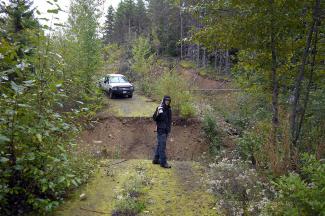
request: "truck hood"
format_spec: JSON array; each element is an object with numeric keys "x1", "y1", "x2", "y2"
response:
[{"x1": 110, "y1": 83, "x2": 133, "y2": 88}]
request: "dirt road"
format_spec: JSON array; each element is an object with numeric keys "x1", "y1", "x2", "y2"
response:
[
  {"x1": 55, "y1": 93, "x2": 217, "y2": 216},
  {"x1": 80, "y1": 93, "x2": 209, "y2": 161}
]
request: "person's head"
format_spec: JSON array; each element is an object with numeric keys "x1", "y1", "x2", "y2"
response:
[{"x1": 163, "y1": 95, "x2": 171, "y2": 107}]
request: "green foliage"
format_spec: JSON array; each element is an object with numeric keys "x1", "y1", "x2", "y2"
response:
[
  {"x1": 113, "y1": 198, "x2": 146, "y2": 216},
  {"x1": 179, "y1": 60, "x2": 196, "y2": 69},
  {"x1": 298, "y1": 88, "x2": 325, "y2": 156},
  {"x1": 102, "y1": 43, "x2": 125, "y2": 72},
  {"x1": 102, "y1": 6, "x2": 115, "y2": 45},
  {"x1": 131, "y1": 36, "x2": 155, "y2": 75},
  {"x1": 266, "y1": 154, "x2": 325, "y2": 215},
  {"x1": 63, "y1": 0, "x2": 102, "y2": 96},
  {"x1": 202, "y1": 114, "x2": 222, "y2": 155},
  {"x1": 198, "y1": 66, "x2": 230, "y2": 81},
  {"x1": 194, "y1": 0, "x2": 324, "y2": 162},
  {"x1": 130, "y1": 38, "x2": 196, "y2": 119},
  {"x1": 154, "y1": 71, "x2": 196, "y2": 118},
  {"x1": 237, "y1": 122, "x2": 270, "y2": 167},
  {"x1": 135, "y1": 77, "x2": 155, "y2": 97},
  {"x1": 0, "y1": 0, "x2": 102, "y2": 215},
  {"x1": 113, "y1": 0, "x2": 149, "y2": 44},
  {"x1": 238, "y1": 130, "x2": 264, "y2": 162},
  {"x1": 180, "y1": 102, "x2": 196, "y2": 119},
  {"x1": 147, "y1": 0, "x2": 181, "y2": 56},
  {"x1": 112, "y1": 164, "x2": 150, "y2": 216}
]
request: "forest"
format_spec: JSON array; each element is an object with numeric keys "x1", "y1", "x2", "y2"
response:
[{"x1": 0, "y1": 0, "x2": 324, "y2": 215}]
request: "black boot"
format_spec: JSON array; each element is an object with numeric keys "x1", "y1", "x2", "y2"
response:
[
  {"x1": 160, "y1": 163, "x2": 171, "y2": 168},
  {"x1": 152, "y1": 159, "x2": 159, "y2": 164}
]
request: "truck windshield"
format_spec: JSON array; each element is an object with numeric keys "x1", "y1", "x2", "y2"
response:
[{"x1": 109, "y1": 76, "x2": 128, "y2": 83}]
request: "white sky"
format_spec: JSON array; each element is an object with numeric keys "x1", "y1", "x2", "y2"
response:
[{"x1": 4, "y1": 0, "x2": 121, "y2": 27}]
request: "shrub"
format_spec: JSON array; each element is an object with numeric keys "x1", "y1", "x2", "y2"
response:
[
  {"x1": 207, "y1": 155, "x2": 274, "y2": 216},
  {"x1": 112, "y1": 163, "x2": 151, "y2": 216},
  {"x1": 103, "y1": 43, "x2": 124, "y2": 66},
  {"x1": 135, "y1": 77, "x2": 155, "y2": 97},
  {"x1": 198, "y1": 67, "x2": 208, "y2": 77},
  {"x1": 237, "y1": 122, "x2": 269, "y2": 167},
  {"x1": 265, "y1": 154, "x2": 325, "y2": 215},
  {"x1": 180, "y1": 102, "x2": 196, "y2": 119},
  {"x1": 202, "y1": 114, "x2": 222, "y2": 155},
  {"x1": 131, "y1": 37, "x2": 155, "y2": 76},
  {"x1": 154, "y1": 71, "x2": 196, "y2": 118},
  {"x1": 179, "y1": 60, "x2": 196, "y2": 69},
  {"x1": 112, "y1": 199, "x2": 146, "y2": 216}
]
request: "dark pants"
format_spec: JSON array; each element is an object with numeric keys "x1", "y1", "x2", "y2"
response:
[{"x1": 154, "y1": 133, "x2": 168, "y2": 165}]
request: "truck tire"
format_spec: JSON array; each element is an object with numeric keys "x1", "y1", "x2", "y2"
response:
[{"x1": 109, "y1": 90, "x2": 115, "y2": 99}]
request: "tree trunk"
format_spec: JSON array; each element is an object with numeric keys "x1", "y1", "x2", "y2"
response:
[
  {"x1": 290, "y1": 0, "x2": 320, "y2": 146},
  {"x1": 218, "y1": 51, "x2": 222, "y2": 73},
  {"x1": 296, "y1": 18, "x2": 320, "y2": 145},
  {"x1": 269, "y1": 0, "x2": 279, "y2": 148},
  {"x1": 270, "y1": 31, "x2": 279, "y2": 143},
  {"x1": 128, "y1": 18, "x2": 131, "y2": 41},
  {"x1": 214, "y1": 51, "x2": 217, "y2": 70},
  {"x1": 197, "y1": 44, "x2": 200, "y2": 67},
  {"x1": 203, "y1": 48, "x2": 206, "y2": 67},
  {"x1": 225, "y1": 50, "x2": 230, "y2": 74},
  {"x1": 180, "y1": 1, "x2": 183, "y2": 59}
]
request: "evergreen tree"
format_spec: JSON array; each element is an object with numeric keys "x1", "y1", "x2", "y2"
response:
[
  {"x1": 147, "y1": 0, "x2": 180, "y2": 56},
  {"x1": 113, "y1": 0, "x2": 137, "y2": 44},
  {"x1": 135, "y1": 0, "x2": 149, "y2": 35},
  {"x1": 103, "y1": 5, "x2": 115, "y2": 45},
  {"x1": 0, "y1": 0, "x2": 40, "y2": 81}
]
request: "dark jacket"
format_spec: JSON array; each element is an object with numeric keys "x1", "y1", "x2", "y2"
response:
[{"x1": 155, "y1": 96, "x2": 172, "y2": 134}]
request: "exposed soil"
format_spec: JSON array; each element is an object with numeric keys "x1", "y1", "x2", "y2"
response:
[
  {"x1": 55, "y1": 160, "x2": 217, "y2": 216},
  {"x1": 179, "y1": 68, "x2": 231, "y2": 90},
  {"x1": 78, "y1": 68, "x2": 233, "y2": 162},
  {"x1": 78, "y1": 116, "x2": 209, "y2": 161},
  {"x1": 55, "y1": 75, "x2": 223, "y2": 215}
]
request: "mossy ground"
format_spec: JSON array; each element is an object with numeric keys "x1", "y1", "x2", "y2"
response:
[{"x1": 54, "y1": 160, "x2": 218, "y2": 216}]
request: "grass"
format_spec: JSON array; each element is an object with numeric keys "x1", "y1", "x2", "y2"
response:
[
  {"x1": 112, "y1": 162, "x2": 151, "y2": 216},
  {"x1": 54, "y1": 160, "x2": 218, "y2": 216},
  {"x1": 179, "y1": 60, "x2": 196, "y2": 69},
  {"x1": 198, "y1": 66, "x2": 231, "y2": 81}
]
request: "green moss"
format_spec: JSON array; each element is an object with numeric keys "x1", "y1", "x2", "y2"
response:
[
  {"x1": 198, "y1": 68, "x2": 208, "y2": 77},
  {"x1": 54, "y1": 160, "x2": 219, "y2": 216},
  {"x1": 180, "y1": 60, "x2": 196, "y2": 69},
  {"x1": 141, "y1": 161, "x2": 218, "y2": 216},
  {"x1": 54, "y1": 160, "x2": 137, "y2": 216}
]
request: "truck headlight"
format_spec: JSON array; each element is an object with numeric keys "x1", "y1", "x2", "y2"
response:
[
  {"x1": 130, "y1": 86, "x2": 134, "y2": 90},
  {"x1": 112, "y1": 87, "x2": 118, "y2": 90}
]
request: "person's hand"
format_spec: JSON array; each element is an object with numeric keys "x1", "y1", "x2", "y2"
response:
[{"x1": 158, "y1": 106, "x2": 163, "y2": 114}]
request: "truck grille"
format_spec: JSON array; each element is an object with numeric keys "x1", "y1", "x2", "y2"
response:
[{"x1": 119, "y1": 87, "x2": 130, "y2": 90}]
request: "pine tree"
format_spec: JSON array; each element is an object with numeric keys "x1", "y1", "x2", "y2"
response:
[
  {"x1": 103, "y1": 5, "x2": 115, "y2": 45},
  {"x1": 0, "y1": 0, "x2": 39, "y2": 81},
  {"x1": 135, "y1": 0, "x2": 149, "y2": 35},
  {"x1": 147, "y1": 0, "x2": 181, "y2": 56},
  {"x1": 113, "y1": 0, "x2": 137, "y2": 44},
  {"x1": 2, "y1": 0, "x2": 39, "y2": 34}
]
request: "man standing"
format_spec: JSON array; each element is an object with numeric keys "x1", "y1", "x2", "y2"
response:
[{"x1": 152, "y1": 95, "x2": 172, "y2": 168}]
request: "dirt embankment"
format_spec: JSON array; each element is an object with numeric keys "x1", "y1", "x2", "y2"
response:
[
  {"x1": 179, "y1": 68, "x2": 231, "y2": 90},
  {"x1": 78, "y1": 116, "x2": 209, "y2": 161}
]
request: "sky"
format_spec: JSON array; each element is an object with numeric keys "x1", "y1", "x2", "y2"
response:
[{"x1": 3, "y1": 0, "x2": 121, "y2": 27}]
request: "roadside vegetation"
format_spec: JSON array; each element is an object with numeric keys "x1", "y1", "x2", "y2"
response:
[
  {"x1": 112, "y1": 163, "x2": 151, "y2": 216},
  {"x1": 0, "y1": 0, "x2": 102, "y2": 214},
  {"x1": 1, "y1": 0, "x2": 324, "y2": 215},
  {"x1": 192, "y1": 1, "x2": 324, "y2": 215}
]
